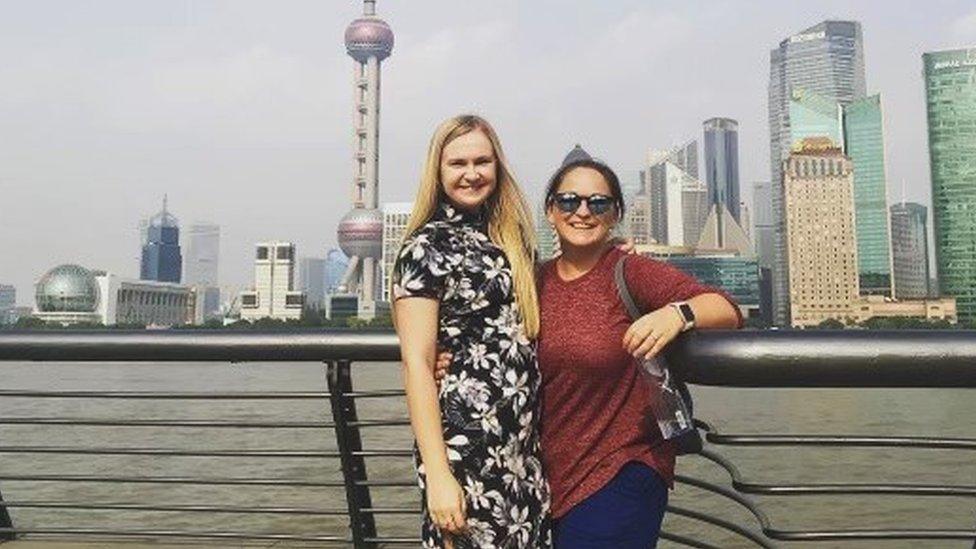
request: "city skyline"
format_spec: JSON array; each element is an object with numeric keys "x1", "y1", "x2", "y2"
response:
[{"x1": 2, "y1": 1, "x2": 976, "y2": 305}]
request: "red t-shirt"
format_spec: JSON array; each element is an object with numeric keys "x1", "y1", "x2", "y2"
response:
[{"x1": 537, "y1": 247, "x2": 741, "y2": 518}]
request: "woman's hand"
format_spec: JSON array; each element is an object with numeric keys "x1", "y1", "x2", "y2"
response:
[
  {"x1": 434, "y1": 350, "x2": 452, "y2": 384},
  {"x1": 623, "y1": 305, "x2": 685, "y2": 361},
  {"x1": 427, "y1": 468, "x2": 468, "y2": 535}
]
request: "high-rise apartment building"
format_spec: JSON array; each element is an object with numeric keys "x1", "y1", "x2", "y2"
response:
[
  {"x1": 890, "y1": 202, "x2": 930, "y2": 300},
  {"x1": 184, "y1": 223, "x2": 220, "y2": 318},
  {"x1": 769, "y1": 20, "x2": 866, "y2": 325},
  {"x1": 703, "y1": 118, "x2": 741, "y2": 223},
  {"x1": 140, "y1": 197, "x2": 182, "y2": 284},
  {"x1": 239, "y1": 242, "x2": 304, "y2": 321},
  {"x1": 299, "y1": 257, "x2": 327, "y2": 310},
  {"x1": 381, "y1": 202, "x2": 413, "y2": 300},
  {"x1": 784, "y1": 138, "x2": 859, "y2": 327},
  {"x1": 923, "y1": 47, "x2": 976, "y2": 323}
]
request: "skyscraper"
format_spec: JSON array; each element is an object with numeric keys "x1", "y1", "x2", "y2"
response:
[
  {"x1": 239, "y1": 242, "x2": 304, "y2": 321},
  {"x1": 324, "y1": 249, "x2": 349, "y2": 296},
  {"x1": 140, "y1": 196, "x2": 182, "y2": 283},
  {"x1": 184, "y1": 224, "x2": 220, "y2": 285},
  {"x1": 649, "y1": 141, "x2": 698, "y2": 179},
  {"x1": 648, "y1": 157, "x2": 707, "y2": 247},
  {"x1": 768, "y1": 20, "x2": 866, "y2": 325},
  {"x1": 184, "y1": 223, "x2": 220, "y2": 318},
  {"x1": 753, "y1": 181, "x2": 775, "y2": 325},
  {"x1": 334, "y1": 0, "x2": 394, "y2": 319},
  {"x1": 890, "y1": 202, "x2": 930, "y2": 300},
  {"x1": 703, "y1": 118, "x2": 741, "y2": 222},
  {"x1": 299, "y1": 257, "x2": 327, "y2": 310},
  {"x1": 784, "y1": 138, "x2": 859, "y2": 327},
  {"x1": 843, "y1": 94, "x2": 893, "y2": 296},
  {"x1": 787, "y1": 87, "x2": 894, "y2": 296},
  {"x1": 789, "y1": 88, "x2": 843, "y2": 145},
  {"x1": 923, "y1": 47, "x2": 976, "y2": 323}
]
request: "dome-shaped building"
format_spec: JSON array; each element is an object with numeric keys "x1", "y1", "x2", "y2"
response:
[{"x1": 35, "y1": 264, "x2": 100, "y2": 313}]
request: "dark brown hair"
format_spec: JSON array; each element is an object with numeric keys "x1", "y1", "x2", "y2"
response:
[{"x1": 544, "y1": 158, "x2": 626, "y2": 219}]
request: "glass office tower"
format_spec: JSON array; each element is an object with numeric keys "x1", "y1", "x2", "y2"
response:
[
  {"x1": 890, "y1": 202, "x2": 930, "y2": 300},
  {"x1": 843, "y1": 94, "x2": 893, "y2": 296},
  {"x1": 768, "y1": 20, "x2": 866, "y2": 325},
  {"x1": 140, "y1": 197, "x2": 182, "y2": 284},
  {"x1": 923, "y1": 48, "x2": 976, "y2": 323},
  {"x1": 789, "y1": 88, "x2": 843, "y2": 146},
  {"x1": 703, "y1": 118, "x2": 741, "y2": 223}
]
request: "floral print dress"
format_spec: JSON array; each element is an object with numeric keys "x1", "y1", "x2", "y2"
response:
[{"x1": 393, "y1": 202, "x2": 552, "y2": 548}]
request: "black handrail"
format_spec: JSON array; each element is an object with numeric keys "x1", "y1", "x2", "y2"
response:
[
  {"x1": 2, "y1": 329, "x2": 975, "y2": 387},
  {"x1": 1, "y1": 329, "x2": 975, "y2": 547}
]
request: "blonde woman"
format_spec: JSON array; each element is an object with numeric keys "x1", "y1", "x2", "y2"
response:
[{"x1": 392, "y1": 115, "x2": 551, "y2": 548}]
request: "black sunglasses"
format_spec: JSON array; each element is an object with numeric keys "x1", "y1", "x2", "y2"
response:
[{"x1": 551, "y1": 192, "x2": 616, "y2": 215}]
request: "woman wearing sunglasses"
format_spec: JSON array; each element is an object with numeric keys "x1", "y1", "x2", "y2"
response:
[
  {"x1": 436, "y1": 155, "x2": 741, "y2": 547},
  {"x1": 537, "y1": 157, "x2": 741, "y2": 548},
  {"x1": 392, "y1": 115, "x2": 551, "y2": 548}
]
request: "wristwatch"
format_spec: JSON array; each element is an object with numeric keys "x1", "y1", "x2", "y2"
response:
[{"x1": 670, "y1": 301, "x2": 696, "y2": 332}]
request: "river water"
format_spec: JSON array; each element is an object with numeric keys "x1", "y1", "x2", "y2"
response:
[{"x1": 0, "y1": 360, "x2": 973, "y2": 548}]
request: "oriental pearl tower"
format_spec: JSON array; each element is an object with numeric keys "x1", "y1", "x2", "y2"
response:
[{"x1": 336, "y1": 0, "x2": 394, "y2": 319}]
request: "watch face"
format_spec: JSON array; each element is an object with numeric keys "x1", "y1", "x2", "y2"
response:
[{"x1": 679, "y1": 302, "x2": 695, "y2": 322}]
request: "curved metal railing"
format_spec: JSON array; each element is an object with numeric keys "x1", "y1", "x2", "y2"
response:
[{"x1": 0, "y1": 329, "x2": 973, "y2": 547}]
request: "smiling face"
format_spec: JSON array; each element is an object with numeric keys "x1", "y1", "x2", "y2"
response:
[
  {"x1": 439, "y1": 129, "x2": 498, "y2": 212},
  {"x1": 547, "y1": 166, "x2": 618, "y2": 252}
]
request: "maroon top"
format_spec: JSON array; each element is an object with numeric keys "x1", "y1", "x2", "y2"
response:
[{"x1": 537, "y1": 247, "x2": 741, "y2": 518}]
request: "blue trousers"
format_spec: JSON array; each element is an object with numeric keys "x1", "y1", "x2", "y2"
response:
[{"x1": 554, "y1": 462, "x2": 668, "y2": 549}]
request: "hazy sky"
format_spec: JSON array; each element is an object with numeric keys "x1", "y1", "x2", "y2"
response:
[{"x1": 2, "y1": 1, "x2": 975, "y2": 306}]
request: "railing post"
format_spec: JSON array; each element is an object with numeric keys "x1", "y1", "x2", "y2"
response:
[
  {"x1": 326, "y1": 360, "x2": 378, "y2": 549},
  {"x1": 0, "y1": 484, "x2": 14, "y2": 541}
]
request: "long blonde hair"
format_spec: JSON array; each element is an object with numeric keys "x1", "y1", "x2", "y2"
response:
[{"x1": 398, "y1": 115, "x2": 540, "y2": 338}]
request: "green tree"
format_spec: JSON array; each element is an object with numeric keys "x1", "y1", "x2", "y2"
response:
[{"x1": 816, "y1": 318, "x2": 846, "y2": 330}]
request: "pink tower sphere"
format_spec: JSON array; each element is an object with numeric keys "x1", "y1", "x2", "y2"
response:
[{"x1": 344, "y1": 17, "x2": 394, "y2": 62}]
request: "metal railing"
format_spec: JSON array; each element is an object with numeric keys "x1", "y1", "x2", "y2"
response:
[{"x1": 0, "y1": 329, "x2": 973, "y2": 547}]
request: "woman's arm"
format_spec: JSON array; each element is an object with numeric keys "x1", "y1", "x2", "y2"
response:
[
  {"x1": 394, "y1": 297, "x2": 467, "y2": 535},
  {"x1": 624, "y1": 293, "x2": 740, "y2": 361}
]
